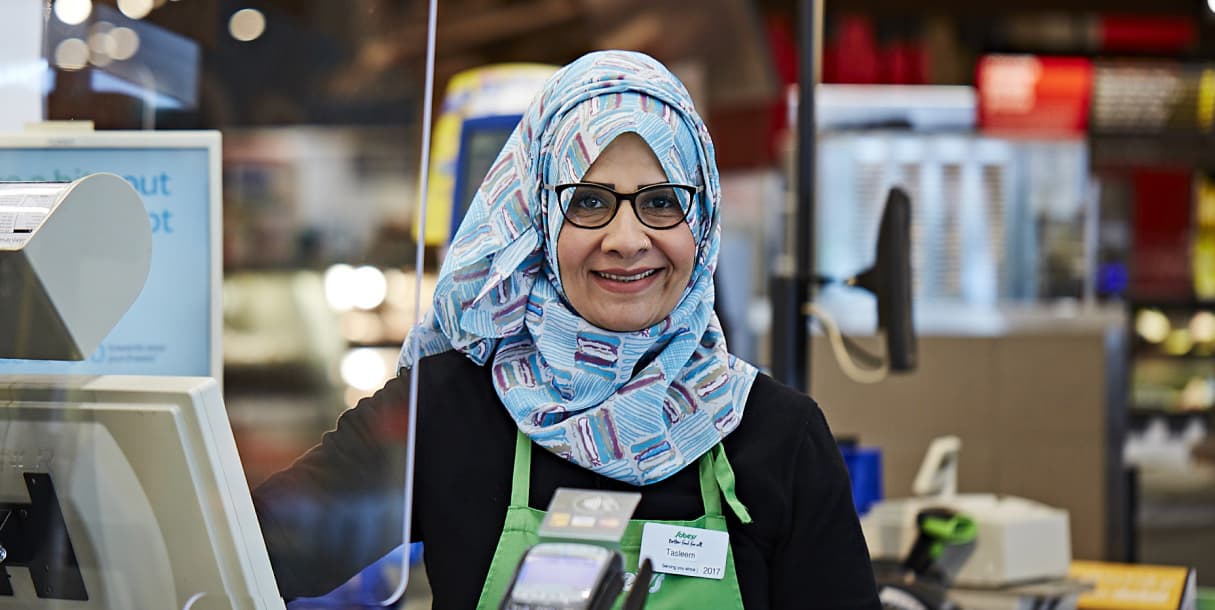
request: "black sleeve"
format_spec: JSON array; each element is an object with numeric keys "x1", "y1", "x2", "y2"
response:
[
  {"x1": 251, "y1": 375, "x2": 413, "y2": 600},
  {"x1": 771, "y1": 406, "x2": 881, "y2": 609}
]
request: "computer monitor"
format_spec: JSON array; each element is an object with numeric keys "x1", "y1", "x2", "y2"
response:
[
  {"x1": 0, "y1": 130, "x2": 222, "y2": 380},
  {"x1": 419, "y1": 63, "x2": 557, "y2": 246},
  {"x1": 0, "y1": 375, "x2": 282, "y2": 609},
  {"x1": 450, "y1": 114, "x2": 522, "y2": 239},
  {"x1": 853, "y1": 187, "x2": 917, "y2": 372}
]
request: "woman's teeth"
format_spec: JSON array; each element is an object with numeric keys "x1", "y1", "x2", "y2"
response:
[{"x1": 595, "y1": 269, "x2": 657, "y2": 282}]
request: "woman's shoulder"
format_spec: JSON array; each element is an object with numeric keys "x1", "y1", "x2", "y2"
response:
[
  {"x1": 410, "y1": 350, "x2": 502, "y2": 426},
  {"x1": 740, "y1": 372, "x2": 823, "y2": 427},
  {"x1": 383, "y1": 350, "x2": 487, "y2": 405},
  {"x1": 729, "y1": 372, "x2": 836, "y2": 463},
  {"x1": 416, "y1": 349, "x2": 484, "y2": 381}
]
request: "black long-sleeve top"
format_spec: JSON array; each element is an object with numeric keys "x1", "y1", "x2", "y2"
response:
[{"x1": 252, "y1": 350, "x2": 880, "y2": 609}]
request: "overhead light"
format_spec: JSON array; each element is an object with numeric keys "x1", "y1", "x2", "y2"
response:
[
  {"x1": 54, "y1": 38, "x2": 90, "y2": 71},
  {"x1": 1135, "y1": 309, "x2": 1171, "y2": 344},
  {"x1": 351, "y1": 266, "x2": 388, "y2": 310},
  {"x1": 324, "y1": 264, "x2": 357, "y2": 312},
  {"x1": 54, "y1": 0, "x2": 93, "y2": 26},
  {"x1": 340, "y1": 348, "x2": 388, "y2": 392},
  {"x1": 87, "y1": 30, "x2": 114, "y2": 60},
  {"x1": 110, "y1": 27, "x2": 141, "y2": 61},
  {"x1": 229, "y1": 8, "x2": 266, "y2": 42},
  {"x1": 1190, "y1": 311, "x2": 1215, "y2": 343},
  {"x1": 117, "y1": 0, "x2": 154, "y2": 19}
]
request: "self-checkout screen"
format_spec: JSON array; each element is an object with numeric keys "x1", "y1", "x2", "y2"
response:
[{"x1": 0, "y1": 139, "x2": 217, "y2": 378}]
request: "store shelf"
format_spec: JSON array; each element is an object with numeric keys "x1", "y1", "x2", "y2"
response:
[
  {"x1": 1131, "y1": 405, "x2": 1212, "y2": 416},
  {"x1": 1092, "y1": 134, "x2": 1215, "y2": 170},
  {"x1": 1133, "y1": 352, "x2": 1215, "y2": 362},
  {"x1": 1131, "y1": 299, "x2": 1215, "y2": 309}
]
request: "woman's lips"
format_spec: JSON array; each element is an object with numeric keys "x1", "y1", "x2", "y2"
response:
[{"x1": 590, "y1": 268, "x2": 662, "y2": 293}]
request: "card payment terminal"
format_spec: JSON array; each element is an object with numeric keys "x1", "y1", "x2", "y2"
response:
[{"x1": 500, "y1": 542, "x2": 624, "y2": 610}]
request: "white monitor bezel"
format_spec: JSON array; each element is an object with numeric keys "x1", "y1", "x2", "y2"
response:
[{"x1": 0, "y1": 374, "x2": 283, "y2": 609}]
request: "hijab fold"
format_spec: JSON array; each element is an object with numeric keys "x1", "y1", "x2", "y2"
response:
[{"x1": 400, "y1": 50, "x2": 758, "y2": 486}]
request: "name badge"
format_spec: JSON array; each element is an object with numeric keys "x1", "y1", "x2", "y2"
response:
[{"x1": 638, "y1": 523, "x2": 729, "y2": 580}]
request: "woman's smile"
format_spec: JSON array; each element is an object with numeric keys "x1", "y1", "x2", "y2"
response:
[{"x1": 590, "y1": 267, "x2": 663, "y2": 292}]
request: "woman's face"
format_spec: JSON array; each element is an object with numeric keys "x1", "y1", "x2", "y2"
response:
[{"x1": 557, "y1": 132, "x2": 697, "y2": 332}]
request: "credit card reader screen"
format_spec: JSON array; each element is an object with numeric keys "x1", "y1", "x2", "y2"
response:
[{"x1": 502, "y1": 543, "x2": 622, "y2": 610}]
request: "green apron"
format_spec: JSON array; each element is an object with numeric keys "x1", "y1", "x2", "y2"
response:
[{"x1": 475, "y1": 432, "x2": 748, "y2": 609}]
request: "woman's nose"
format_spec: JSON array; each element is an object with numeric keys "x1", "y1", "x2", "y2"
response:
[{"x1": 600, "y1": 202, "x2": 650, "y2": 256}]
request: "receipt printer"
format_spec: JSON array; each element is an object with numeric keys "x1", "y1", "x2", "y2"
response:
[{"x1": 862, "y1": 436, "x2": 1072, "y2": 587}]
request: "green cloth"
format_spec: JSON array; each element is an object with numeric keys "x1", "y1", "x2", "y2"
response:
[
  {"x1": 1198, "y1": 587, "x2": 1215, "y2": 610},
  {"x1": 476, "y1": 432, "x2": 748, "y2": 609}
]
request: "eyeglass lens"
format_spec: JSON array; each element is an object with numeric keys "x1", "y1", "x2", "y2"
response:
[{"x1": 560, "y1": 184, "x2": 691, "y2": 229}]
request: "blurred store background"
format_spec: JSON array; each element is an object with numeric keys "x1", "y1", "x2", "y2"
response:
[{"x1": 10, "y1": 0, "x2": 1215, "y2": 605}]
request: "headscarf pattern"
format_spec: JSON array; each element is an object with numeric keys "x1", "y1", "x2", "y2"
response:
[{"x1": 399, "y1": 50, "x2": 758, "y2": 485}]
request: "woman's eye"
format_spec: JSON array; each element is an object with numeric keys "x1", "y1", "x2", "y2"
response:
[
  {"x1": 640, "y1": 190, "x2": 680, "y2": 210},
  {"x1": 572, "y1": 193, "x2": 608, "y2": 210}
]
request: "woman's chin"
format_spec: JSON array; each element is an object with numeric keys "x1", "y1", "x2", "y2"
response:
[{"x1": 585, "y1": 310, "x2": 660, "y2": 333}]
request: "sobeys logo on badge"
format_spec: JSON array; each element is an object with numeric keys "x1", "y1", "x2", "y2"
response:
[{"x1": 669, "y1": 531, "x2": 704, "y2": 547}]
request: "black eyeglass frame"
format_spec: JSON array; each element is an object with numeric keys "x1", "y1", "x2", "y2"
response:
[{"x1": 546, "y1": 182, "x2": 702, "y2": 230}]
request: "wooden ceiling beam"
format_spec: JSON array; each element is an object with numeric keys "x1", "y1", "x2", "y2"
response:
[{"x1": 394, "y1": 0, "x2": 583, "y2": 57}]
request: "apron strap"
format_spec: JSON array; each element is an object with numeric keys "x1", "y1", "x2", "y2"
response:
[
  {"x1": 511, "y1": 430, "x2": 532, "y2": 507},
  {"x1": 696, "y1": 450, "x2": 723, "y2": 518},
  {"x1": 708, "y1": 444, "x2": 753, "y2": 524}
]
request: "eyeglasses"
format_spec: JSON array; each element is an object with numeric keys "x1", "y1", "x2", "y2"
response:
[{"x1": 547, "y1": 182, "x2": 700, "y2": 230}]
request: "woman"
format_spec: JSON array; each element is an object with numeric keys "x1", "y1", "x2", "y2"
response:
[{"x1": 254, "y1": 50, "x2": 879, "y2": 609}]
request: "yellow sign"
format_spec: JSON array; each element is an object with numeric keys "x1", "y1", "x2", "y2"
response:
[
  {"x1": 1199, "y1": 69, "x2": 1215, "y2": 131},
  {"x1": 1071, "y1": 560, "x2": 1196, "y2": 610},
  {"x1": 418, "y1": 63, "x2": 558, "y2": 246},
  {"x1": 1196, "y1": 175, "x2": 1215, "y2": 300}
]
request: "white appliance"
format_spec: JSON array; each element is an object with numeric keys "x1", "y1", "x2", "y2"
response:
[{"x1": 861, "y1": 436, "x2": 1072, "y2": 587}]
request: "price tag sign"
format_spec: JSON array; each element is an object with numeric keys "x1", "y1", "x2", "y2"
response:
[{"x1": 1071, "y1": 560, "x2": 1197, "y2": 610}]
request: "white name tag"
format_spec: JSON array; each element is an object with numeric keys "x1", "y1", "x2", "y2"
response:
[{"x1": 638, "y1": 523, "x2": 730, "y2": 580}]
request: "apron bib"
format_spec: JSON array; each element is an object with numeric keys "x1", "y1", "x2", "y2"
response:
[{"x1": 475, "y1": 432, "x2": 747, "y2": 609}]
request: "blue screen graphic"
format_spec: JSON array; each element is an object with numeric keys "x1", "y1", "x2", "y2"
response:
[{"x1": 0, "y1": 147, "x2": 214, "y2": 377}]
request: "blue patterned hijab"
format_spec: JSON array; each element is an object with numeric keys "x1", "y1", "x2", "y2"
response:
[{"x1": 400, "y1": 50, "x2": 758, "y2": 486}]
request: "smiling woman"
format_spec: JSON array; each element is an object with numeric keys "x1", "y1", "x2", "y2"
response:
[{"x1": 253, "y1": 50, "x2": 881, "y2": 610}]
